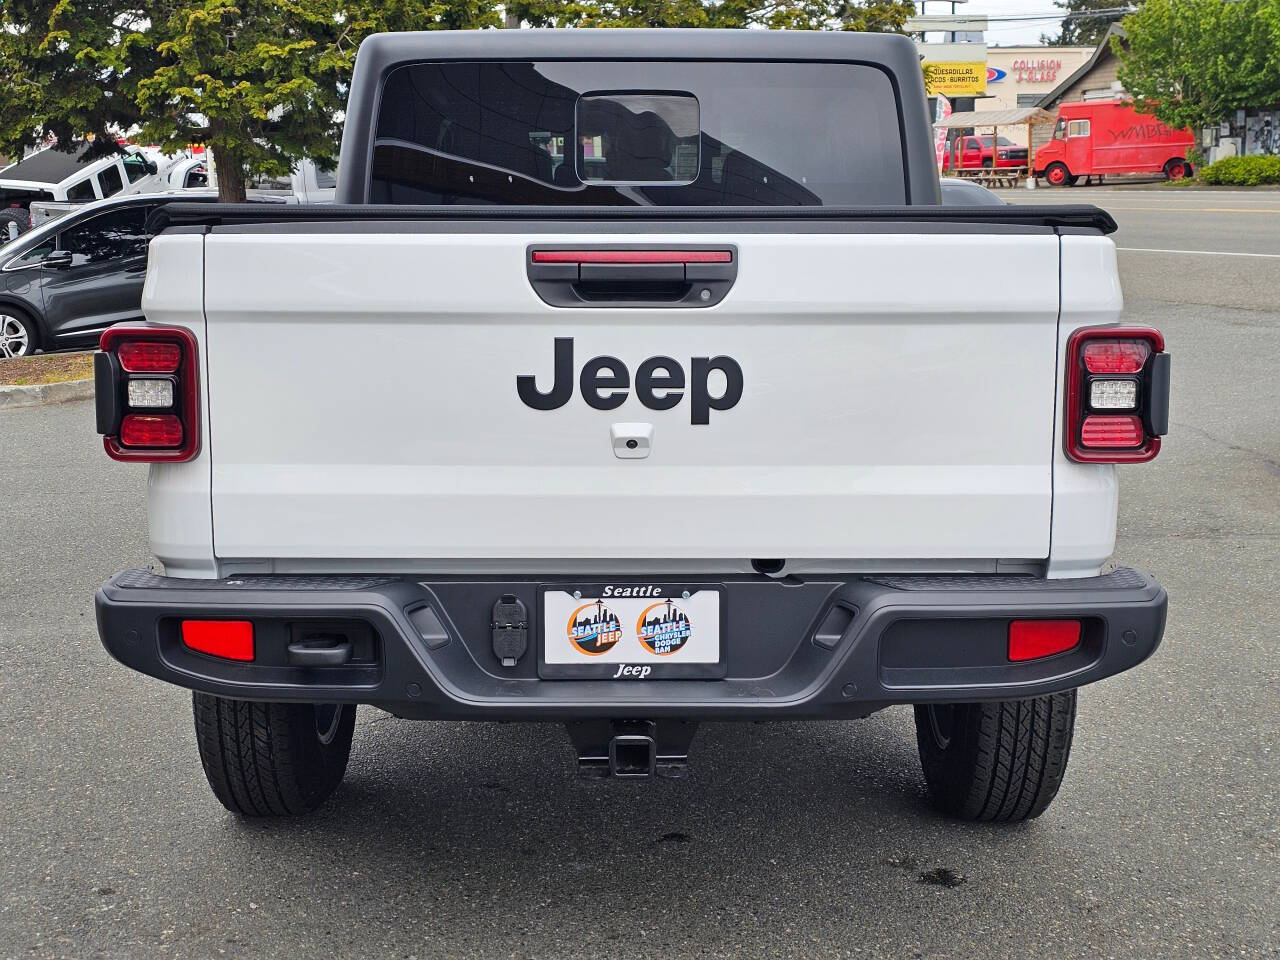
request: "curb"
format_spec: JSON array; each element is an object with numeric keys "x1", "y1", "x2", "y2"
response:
[{"x1": 0, "y1": 378, "x2": 95, "y2": 410}]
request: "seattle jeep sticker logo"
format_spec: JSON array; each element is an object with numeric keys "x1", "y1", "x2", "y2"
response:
[
  {"x1": 636, "y1": 599, "x2": 692, "y2": 656},
  {"x1": 567, "y1": 600, "x2": 623, "y2": 656}
]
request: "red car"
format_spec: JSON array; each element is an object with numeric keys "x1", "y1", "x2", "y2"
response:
[
  {"x1": 1035, "y1": 99, "x2": 1195, "y2": 186},
  {"x1": 942, "y1": 134, "x2": 1029, "y2": 171}
]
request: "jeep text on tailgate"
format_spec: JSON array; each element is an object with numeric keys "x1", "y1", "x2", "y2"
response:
[{"x1": 93, "y1": 29, "x2": 1169, "y2": 822}]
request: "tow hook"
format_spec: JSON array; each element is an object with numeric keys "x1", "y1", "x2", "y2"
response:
[{"x1": 566, "y1": 720, "x2": 699, "y2": 779}]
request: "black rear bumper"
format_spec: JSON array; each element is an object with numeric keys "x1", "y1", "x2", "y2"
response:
[{"x1": 95, "y1": 568, "x2": 1166, "y2": 720}]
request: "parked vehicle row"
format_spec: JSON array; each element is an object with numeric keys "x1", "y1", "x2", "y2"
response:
[
  {"x1": 0, "y1": 193, "x2": 221, "y2": 357},
  {"x1": 0, "y1": 144, "x2": 176, "y2": 243},
  {"x1": 2, "y1": 147, "x2": 337, "y2": 248}
]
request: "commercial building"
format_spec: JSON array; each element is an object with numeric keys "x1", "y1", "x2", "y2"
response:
[{"x1": 981, "y1": 46, "x2": 1093, "y2": 145}]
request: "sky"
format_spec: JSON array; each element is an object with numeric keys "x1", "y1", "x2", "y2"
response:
[{"x1": 920, "y1": 0, "x2": 1079, "y2": 46}]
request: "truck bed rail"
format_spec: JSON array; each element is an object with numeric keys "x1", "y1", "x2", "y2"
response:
[{"x1": 150, "y1": 202, "x2": 1118, "y2": 235}]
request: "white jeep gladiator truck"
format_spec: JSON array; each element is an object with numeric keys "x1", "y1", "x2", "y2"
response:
[{"x1": 93, "y1": 30, "x2": 1170, "y2": 822}]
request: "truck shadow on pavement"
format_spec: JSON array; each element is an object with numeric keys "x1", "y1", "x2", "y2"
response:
[{"x1": 208, "y1": 713, "x2": 1056, "y2": 942}]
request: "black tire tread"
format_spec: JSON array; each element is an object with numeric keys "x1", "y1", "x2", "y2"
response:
[
  {"x1": 192, "y1": 693, "x2": 354, "y2": 817},
  {"x1": 914, "y1": 691, "x2": 1076, "y2": 823}
]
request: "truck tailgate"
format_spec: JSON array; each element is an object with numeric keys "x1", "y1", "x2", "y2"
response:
[{"x1": 202, "y1": 228, "x2": 1060, "y2": 565}]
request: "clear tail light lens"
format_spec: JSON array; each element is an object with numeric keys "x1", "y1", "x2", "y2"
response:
[
  {"x1": 126, "y1": 378, "x2": 175, "y2": 409},
  {"x1": 1088, "y1": 378, "x2": 1138, "y2": 410}
]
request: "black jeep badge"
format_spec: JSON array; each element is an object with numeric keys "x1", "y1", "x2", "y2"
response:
[{"x1": 517, "y1": 337, "x2": 743, "y2": 425}]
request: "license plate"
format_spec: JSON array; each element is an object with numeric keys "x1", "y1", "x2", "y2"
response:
[{"x1": 540, "y1": 585, "x2": 724, "y2": 679}]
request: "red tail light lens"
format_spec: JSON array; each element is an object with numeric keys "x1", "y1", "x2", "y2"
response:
[
  {"x1": 118, "y1": 340, "x2": 181, "y2": 373},
  {"x1": 1064, "y1": 326, "x2": 1168, "y2": 464},
  {"x1": 120, "y1": 414, "x2": 183, "y2": 448},
  {"x1": 1082, "y1": 340, "x2": 1150, "y2": 374},
  {"x1": 1080, "y1": 415, "x2": 1144, "y2": 449},
  {"x1": 99, "y1": 327, "x2": 200, "y2": 462},
  {"x1": 1008, "y1": 620, "x2": 1081, "y2": 661},
  {"x1": 182, "y1": 620, "x2": 255, "y2": 661}
]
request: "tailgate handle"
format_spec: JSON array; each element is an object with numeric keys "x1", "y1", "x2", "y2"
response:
[{"x1": 528, "y1": 247, "x2": 736, "y2": 309}]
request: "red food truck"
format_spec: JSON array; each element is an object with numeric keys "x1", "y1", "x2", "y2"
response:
[{"x1": 1034, "y1": 99, "x2": 1196, "y2": 186}]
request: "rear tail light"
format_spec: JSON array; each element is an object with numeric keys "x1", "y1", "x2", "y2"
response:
[
  {"x1": 1008, "y1": 620, "x2": 1081, "y2": 661},
  {"x1": 97, "y1": 327, "x2": 200, "y2": 462},
  {"x1": 1064, "y1": 326, "x2": 1169, "y2": 463}
]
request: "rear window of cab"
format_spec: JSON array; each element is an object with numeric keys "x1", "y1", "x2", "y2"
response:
[{"x1": 371, "y1": 60, "x2": 905, "y2": 206}]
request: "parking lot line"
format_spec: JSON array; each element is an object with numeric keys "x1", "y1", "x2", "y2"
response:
[{"x1": 1118, "y1": 246, "x2": 1280, "y2": 259}]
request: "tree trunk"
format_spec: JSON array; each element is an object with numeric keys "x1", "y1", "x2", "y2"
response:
[{"x1": 211, "y1": 143, "x2": 247, "y2": 203}]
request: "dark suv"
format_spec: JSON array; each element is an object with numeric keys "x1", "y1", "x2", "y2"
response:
[{"x1": 0, "y1": 193, "x2": 211, "y2": 358}]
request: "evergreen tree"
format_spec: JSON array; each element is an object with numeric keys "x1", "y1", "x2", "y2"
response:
[{"x1": 1044, "y1": 0, "x2": 1129, "y2": 46}]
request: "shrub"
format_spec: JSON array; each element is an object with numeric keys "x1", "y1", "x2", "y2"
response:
[{"x1": 1199, "y1": 155, "x2": 1280, "y2": 186}]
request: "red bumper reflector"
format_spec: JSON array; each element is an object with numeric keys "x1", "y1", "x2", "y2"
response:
[
  {"x1": 532, "y1": 249, "x2": 732, "y2": 264},
  {"x1": 120, "y1": 414, "x2": 183, "y2": 448},
  {"x1": 1080, "y1": 414, "x2": 1144, "y2": 448},
  {"x1": 118, "y1": 340, "x2": 182, "y2": 373},
  {"x1": 1082, "y1": 340, "x2": 1150, "y2": 374},
  {"x1": 1008, "y1": 620, "x2": 1081, "y2": 661},
  {"x1": 181, "y1": 620, "x2": 255, "y2": 661}
]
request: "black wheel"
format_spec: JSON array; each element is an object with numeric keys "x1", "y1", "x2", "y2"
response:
[
  {"x1": 0, "y1": 207, "x2": 29, "y2": 245},
  {"x1": 0, "y1": 308, "x2": 38, "y2": 358},
  {"x1": 192, "y1": 693, "x2": 355, "y2": 816},
  {"x1": 913, "y1": 691, "x2": 1076, "y2": 822},
  {"x1": 1044, "y1": 162, "x2": 1073, "y2": 187},
  {"x1": 1164, "y1": 157, "x2": 1190, "y2": 181}
]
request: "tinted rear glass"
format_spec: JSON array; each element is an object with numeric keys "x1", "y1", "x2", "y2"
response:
[{"x1": 372, "y1": 61, "x2": 905, "y2": 205}]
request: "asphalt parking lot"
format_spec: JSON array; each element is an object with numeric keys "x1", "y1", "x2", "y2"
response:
[{"x1": 2, "y1": 187, "x2": 1277, "y2": 959}]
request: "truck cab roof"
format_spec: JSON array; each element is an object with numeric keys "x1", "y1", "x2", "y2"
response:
[{"x1": 336, "y1": 29, "x2": 941, "y2": 206}]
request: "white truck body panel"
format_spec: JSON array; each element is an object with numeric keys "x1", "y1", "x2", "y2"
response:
[
  {"x1": 186, "y1": 229, "x2": 1070, "y2": 569},
  {"x1": 137, "y1": 234, "x2": 215, "y2": 578}
]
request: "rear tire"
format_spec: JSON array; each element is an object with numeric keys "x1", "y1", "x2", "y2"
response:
[
  {"x1": 1164, "y1": 158, "x2": 1190, "y2": 181},
  {"x1": 192, "y1": 693, "x2": 355, "y2": 816},
  {"x1": 913, "y1": 691, "x2": 1076, "y2": 822}
]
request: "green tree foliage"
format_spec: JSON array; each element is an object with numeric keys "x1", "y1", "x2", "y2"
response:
[
  {"x1": 513, "y1": 0, "x2": 915, "y2": 29},
  {"x1": 0, "y1": 0, "x2": 496, "y2": 199},
  {"x1": 1044, "y1": 0, "x2": 1129, "y2": 47},
  {"x1": 1116, "y1": 0, "x2": 1280, "y2": 132},
  {"x1": 0, "y1": 0, "x2": 917, "y2": 201}
]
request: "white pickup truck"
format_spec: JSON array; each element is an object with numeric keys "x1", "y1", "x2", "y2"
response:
[{"x1": 93, "y1": 30, "x2": 1170, "y2": 823}]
